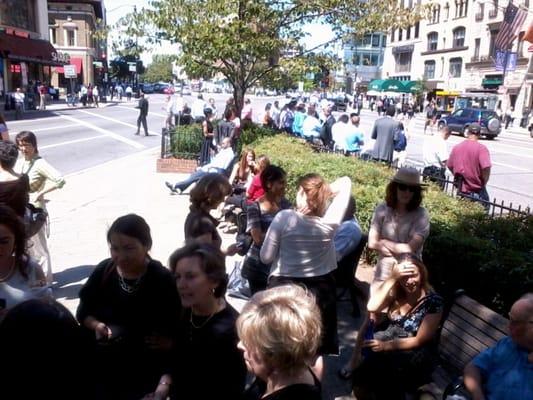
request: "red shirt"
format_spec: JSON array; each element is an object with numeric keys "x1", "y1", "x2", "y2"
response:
[
  {"x1": 246, "y1": 174, "x2": 264, "y2": 202},
  {"x1": 447, "y1": 139, "x2": 491, "y2": 193}
]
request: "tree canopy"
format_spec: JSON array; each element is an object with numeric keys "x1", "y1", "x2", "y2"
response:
[
  {"x1": 117, "y1": 0, "x2": 429, "y2": 112},
  {"x1": 142, "y1": 54, "x2": 175, "y2": 83}
]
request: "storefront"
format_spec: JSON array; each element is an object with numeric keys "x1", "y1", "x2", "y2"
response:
[{"x1": 0, "y1": 31, "x2": 61, "y2": 100}]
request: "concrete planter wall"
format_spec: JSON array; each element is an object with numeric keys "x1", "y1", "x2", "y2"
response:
[{"x1": 156, "y1": 158, "x2": 197, "y2": 173}]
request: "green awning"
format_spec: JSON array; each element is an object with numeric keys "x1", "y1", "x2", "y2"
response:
[
  {"x1": 482, "y1": 78, "x2": 503, "y2": 86},
  {"x1": 402, "y1": 80, "x2": 424, "y2": 93},
  {"x1": 381, "y1": 79, "x2": 405, "y2": 92},
  {"x1": 368, "y1": 79, "x2": 386, "y2": 91}
]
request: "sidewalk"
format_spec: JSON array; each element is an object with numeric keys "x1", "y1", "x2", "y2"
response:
[{"x1": 44, "y1": 147, "x2": 370, "y2": 399}]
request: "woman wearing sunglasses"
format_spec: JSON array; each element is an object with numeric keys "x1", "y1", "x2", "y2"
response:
[{"x1": 368, "y1": 167, "x2": 430, "y2": 292}]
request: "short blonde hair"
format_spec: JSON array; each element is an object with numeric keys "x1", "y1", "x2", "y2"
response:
[
  {"x1": 297, "y1": 173, "x2": 332, "y2": 217},
  {"x1": 237, "y1": 285, "x2": 321, "y2": 373},
  {"x1": 189, "y1": 173, "x2": 232, "y2": 211}
]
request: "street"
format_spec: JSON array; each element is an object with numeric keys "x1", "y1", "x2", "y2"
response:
[{"x1": 8, "y1": 93, "x2": 533, "y2": 210}]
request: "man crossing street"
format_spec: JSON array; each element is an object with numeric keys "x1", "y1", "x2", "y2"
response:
[{"x1": 135, "y1": 92, "x2": 149, "y2": 136}]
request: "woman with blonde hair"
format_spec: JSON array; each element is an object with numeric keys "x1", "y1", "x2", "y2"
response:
[
  {"x1": 351, "y1": 253, "x2": 443, "y2": 399},
  {"x1": 184, "y1": 173, "x2": 238, "y2": 256},
  {"x1": 261, "y1": 174, "x2": 351, "y2": 357},
  {"x1": 238, "y1": 284, "x2": 322, "y2": 399}
]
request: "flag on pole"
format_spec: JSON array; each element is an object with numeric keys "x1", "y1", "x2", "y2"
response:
[
  {"x1": 495, "y1": 4, "x2": 528, "y2": 50},
  {"x1": 524, "y1": 21, "x2": 533, "y2": 44}
]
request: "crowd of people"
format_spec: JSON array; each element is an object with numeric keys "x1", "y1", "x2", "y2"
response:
[{"x1": 0, "y1": 90, "x2": 529, "y2": 400}]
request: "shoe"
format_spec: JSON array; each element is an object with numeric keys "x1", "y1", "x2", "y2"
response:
[
  {"x1": 165, "y1": 181, "x2": 178, "y2": 194},
  {"x1": 135, "y1": 132, "x2": 140, "y2": 135},
  {"x1": 338, "y1": 367, "x2": 353, "y2": 380}
]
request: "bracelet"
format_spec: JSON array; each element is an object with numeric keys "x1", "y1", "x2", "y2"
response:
[{"x1": 159, "y1": 381, "x2": 171, "y2": 386}]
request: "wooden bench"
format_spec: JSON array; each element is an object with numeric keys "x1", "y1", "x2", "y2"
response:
[{"x1": 420, "y1": 292, "x2": 509, "y2": 399}]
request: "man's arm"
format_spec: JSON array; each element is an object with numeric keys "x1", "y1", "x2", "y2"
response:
[
  {"x1": 464, "y1": 361, "x2": 486, "y2": 400},
  {"x1": 481, "y1": 167, "x2": 490, "y2": 186}
]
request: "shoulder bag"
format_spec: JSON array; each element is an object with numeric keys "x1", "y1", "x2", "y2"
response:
[{"x1": 22, "y1": 158, "x2": 48, "y2": 237}]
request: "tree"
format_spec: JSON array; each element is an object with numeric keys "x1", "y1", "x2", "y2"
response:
[
  {"x1": 117, "y1": 0, "x2": 429, "y2": 114},
  {"x1": 142, "y1": 55, "x2": 175, "y2": 83}
]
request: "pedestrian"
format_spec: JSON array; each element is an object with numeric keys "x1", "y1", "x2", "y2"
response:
[
  {"x1": 80, "y1": 85, "x2": 88, "y2": 106},
  {"x1": 116, "y1": 84, "x2": 123, "y2": 101},
  {"x1": 191, "y1": 94, "x2": 207, "y2": 123},
  {"x1": 504, "y1": 107, "x2": 513, "y2": 129},
  {"x1": 15, "y1": 131, "x2": 66, "y2": 284},
  {"x1": 87, "y1": 84, "x2": 94, "y2": 106},
  {"x1": 135, "y1": 92, "x2": 149, "y2": 136},
  {"x1": 424, "y1": 101, "x2": 437, "y2": 134},
  {"x1": 13, "y1": 88, "x2": 25, "y2": 120},
  {"x1": 371, "y1": 106, "x2": 400, "y2": 164},
  {"x1": 208, "y1": 97, "x2": 218, "y2": 119},
  {"x1": 125, "y1": 85, "x2": 133, "y2": 101},
  {"x1": 0, "y1": 114, "x2": 10, "y2": 141},
  {"x1": 271, "y1": 100, "x2": 281, "y2": 129},
  {"x1": 93, "y1": 85, "x2": 99, "y2": 107},
  {"x1": 199, "y1": 108, "x2": 215, "y2": 165},
  {"x1": 447, "y1": 122, "x2": 492, "y2": 208},
  {"x1": 163, "y1": 94, "x2": 174, "y2": 129},
  {"x1": 38, "y1": 82, "x2": 47, "y2": 111}
]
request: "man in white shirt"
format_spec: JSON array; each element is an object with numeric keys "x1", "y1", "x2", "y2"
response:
[
  {"x1": 302, "y1": 104, "x2": 322, "y2": 141},
  {"x1": 13, "y1": 88, "x2": 25, "y2": 120},
  {"x1": 165, "y1": 137, "x2": 234, "y2": 194},
  {"x1": 331, "y1": 114, "x2": 351, "y2": 151},
  {"x1": 423, "y1": 125, "x2": 450, "y2": 188},
  {"x1": 192, "y1": 94, "x2": 208, "y2": 123}
]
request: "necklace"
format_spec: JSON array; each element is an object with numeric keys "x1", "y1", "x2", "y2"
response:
[
  {"x1": 117, "y1": 273, "x2": 143, "y2": 294},
  {"x1": 0, "y1": 258, "x2": 15, "y2": 283},
  {"x1": 190, "y1": 309, "x2": 217, "y2": 329}
]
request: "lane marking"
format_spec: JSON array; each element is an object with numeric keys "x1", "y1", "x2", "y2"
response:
[
  {"x1": 491, "y1": 161, "x2": 532, "y2": 172},
  {"x1": 58, "y1": 114, "x2": 145, "y2": 149},
  {"x1": 76, "y1": 109, "x2": 162, "y2": 136},
  {"x1": 40, "y1": 135, "x2": 108, "y2": 149},
  {"x1": 32, "y1": 123, "x2": 80, "y2": 133},
  {"x1": 7, "y1": 115, "x2": 64, "y2": 125}
]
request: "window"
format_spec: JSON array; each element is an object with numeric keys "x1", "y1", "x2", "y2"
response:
[
  {"x1": 395, "y1": 52, "x2": 412, "y2": 73},
  {"x1": 518, "y1": 31, "x2": 525, "y2": 56},
  {"x1": 453, "y1": 27, "x2": 465, "y2": 47},
  {"x1": 399, "y1": 29, "x2": 403, "y2": 41},
  {"x1": 49, "y1": 27, "x2": 57, "y2": 44},
  {"x1": 382, "y1": 35, "x2": 387, "y2": 47},
  {"x1": 474, "y1": 38, "x2": 481, "y2": 59},
  {"x1": 489, "y1": 31, "x2": 497, "y2": 56},
  {"x1": 424, "y1": 60, "x2": 436, "y2": 79},
  {"x1": 66, "y1": 30, "x2": 76, "y2": 46},
  {"x1": 406, "y1": 26, "x2": 411, "y2": 40},
  {"x1": 455, "y1": 0, "x2": 468, "y2": 18},
  {"x1": 444, "y1": 3, "x2": 450, "y2": 19},
  {"x1": 372, "y1": 34, "x2": 380, "y2": 47},
  {"x1": 363, "y1": 35, "x2": 372, "y2": 46},
  {"x1": 427, "y1": 32, "x2": 438, "y2": 51},
  {"x1": 431, "y1": 5, "x2": 441, "y2": 23},
  {"x1": 476, "y1": 3, "x2": 484, "y2": 21},
  {"x1": 414, "y1": 22, "x2": 420, "y2": 38},
  {"x1": 391, "y1": 29, "x2": 395, "y2": 43},
  {"x1": 449, "y1": 57, "x2": 462, "y2": 77},
  {"x1": 371, "y1": 53, "x2": 379, "y2": 66}
]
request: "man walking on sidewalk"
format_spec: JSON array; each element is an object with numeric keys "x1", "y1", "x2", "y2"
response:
[
  {"x1": 135, "y1": 92, "x2": 149, "y2": 136},
  {"x1": 14, "y1": 88, "x2": 25, "y2": 120}
]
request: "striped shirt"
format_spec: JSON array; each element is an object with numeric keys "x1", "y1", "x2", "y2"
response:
[{"x1": 15, "y1": 156, "x2": 65, "y2": 208}]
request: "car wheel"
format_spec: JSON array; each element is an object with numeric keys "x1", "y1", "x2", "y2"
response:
[
  {"x1": 487, "y1": 117, "x2": 501, "y2": 134},
  {"x1": 462, "y1": 125, "x2": 469, "y2": 137},
  {"x1": 438, "y1": 121, "x2": 446, "y2": 130},
  {"x1": 485, "y1": 135, "x2": 495, "y2": 140}
]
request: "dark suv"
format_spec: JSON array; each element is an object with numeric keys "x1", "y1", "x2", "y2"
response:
[{"x1": 438, "y1": 108, "x2": 501, "y2": 139}]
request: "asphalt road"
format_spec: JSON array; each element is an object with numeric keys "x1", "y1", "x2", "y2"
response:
[{"x1": 7, "y1": 93, "x2": 533, "y2": 210}]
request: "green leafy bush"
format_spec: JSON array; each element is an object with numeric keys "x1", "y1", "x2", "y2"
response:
[
  {"x1": 248, "y1": 133, "x2": 533, "y2": 314},
  {"x1": 170, "y1": 124, "x2": 204, "y2": 159}
]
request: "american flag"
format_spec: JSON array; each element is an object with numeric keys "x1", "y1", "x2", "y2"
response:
[{"x1": 495, "y1": 4, "x2": 528, "y2": 51}]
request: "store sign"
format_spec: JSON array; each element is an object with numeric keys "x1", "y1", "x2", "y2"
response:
[
  {"x1": 392, "y1": 45, "x2": 414, "y2": 54},
  {"x1": 128, "y1": 62, "x2": 136, "y2": 72},
  {"x1": 51, "y1": 52, "x2": 71, "y2": 64},
  {"x1": 64, "y1": 64, "x2": 77, "y2": 78},
  {"x1": 4, "y1": 28, "x2": 29, "y2": 38}
]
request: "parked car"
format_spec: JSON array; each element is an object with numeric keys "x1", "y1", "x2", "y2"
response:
[
  {"x1": 140, "y1": 83, "x2": 154, "y2": 94},
  {"x1": 438, "y1": 108, "x2": 501, "y2": 139},
  {"x1": 327, "y1": 97, "x2": 347, "y2": 112}
]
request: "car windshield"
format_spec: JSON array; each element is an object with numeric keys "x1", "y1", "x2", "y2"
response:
[{"x1": 479, "y1": 111, "x2": 496, "y2": 119}]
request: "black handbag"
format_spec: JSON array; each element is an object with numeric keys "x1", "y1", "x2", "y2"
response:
[{"x1": 25, "y1": 203, "x2": 48, "y2": 237}]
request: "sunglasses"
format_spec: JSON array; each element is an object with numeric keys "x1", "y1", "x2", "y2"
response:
[{"x1": 397, "y1": 184, "x2": 418, "y2": 193}]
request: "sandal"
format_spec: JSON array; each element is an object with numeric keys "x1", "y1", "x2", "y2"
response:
[{"x1": 337, "y1": 367, "x2": 353, "y2": 380}]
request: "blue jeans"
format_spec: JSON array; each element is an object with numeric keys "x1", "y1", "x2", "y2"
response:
[
  {"x1": 463, "y1": 186, "x2": 490, "y2": 212},
  {"x1": 173, "y1": 168, "x2": 225, "y2": 192}
]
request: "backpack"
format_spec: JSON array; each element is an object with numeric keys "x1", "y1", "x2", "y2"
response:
[{"x1": 393, "y1": 127, "x2": 407, "y2": 152}]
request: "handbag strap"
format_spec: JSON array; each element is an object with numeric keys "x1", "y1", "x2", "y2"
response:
[
  {"x1": 22, "y1": 156, "x2": 41, "y2": 175},
  {"x1": 398, "y1": 293, "x2": 432, "y2": 322}
]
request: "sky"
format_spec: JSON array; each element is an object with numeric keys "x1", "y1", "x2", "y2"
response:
[{"x1": 105, "y1": 0, "x2": 336, "y2": 65}]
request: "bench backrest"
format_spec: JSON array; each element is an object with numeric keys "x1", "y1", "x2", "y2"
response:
[{"x1": 439, "y1": 294, "x2": 509, "y2": 373}]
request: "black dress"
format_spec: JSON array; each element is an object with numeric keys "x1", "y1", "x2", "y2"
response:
[
  {"x1": 77, "y1": 258, "x2": 181, "y2": 400},
  {"x1": 242, "y1": 369, "x2": 322, "y2": 400},
  {"x1": 184, "y1": 206, "x2": 222, "y2": 249},
  {"x1": 199, "y1": 119, "x2": 214, "y2": 166},
  {"x1": 169, "y1": 305, "x2": 247, "y2": 400},
  {"x1": 0, "y1": 175, "x2": 29, "y2": 217}
]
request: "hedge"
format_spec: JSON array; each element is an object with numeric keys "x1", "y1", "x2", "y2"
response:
[{"x1": 172, "y1": 124, "x2": 533, "y2": 314}]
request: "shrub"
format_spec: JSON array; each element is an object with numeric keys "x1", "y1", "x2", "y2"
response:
[
  {"x1": 249, "y1": 133, "x2": 533, "y2": 314},
  {"x1": 170, "y1": 124, "x2": 203, "y2": 159}
]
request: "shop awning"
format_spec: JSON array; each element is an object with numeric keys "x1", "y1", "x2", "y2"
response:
[
  {"x1": 402, "y1": 80, "x2": 424, "y2": 93},
  {"x1": 55, "y1": 57, "x2": 83, "y2": 74},
  {"x1": 381, "y1": 79, "x2": 405, "y2": 92},
  {"x1": 368, "y1": 79, "x2": 386, "y2": 91},
  {"x1": 482, "y1": 78, "x2": 503, "y2": 86},
  {"x1": 0, "y1": 33, "x2": 62, "y2": 66}
]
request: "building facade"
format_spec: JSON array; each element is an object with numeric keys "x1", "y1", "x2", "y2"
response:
[
  {"x1": 343, "y1": 32, "x2": 387, "y2": 92},
  {"x1": 381, "y1": 0, "x2": 533, "y2": 114},
  {"x1": 0, "y1": 0, "x2": 60, "y2": 100},
  {"x1": 48, "y1": 0, "x2": 106, "y2": 90}
]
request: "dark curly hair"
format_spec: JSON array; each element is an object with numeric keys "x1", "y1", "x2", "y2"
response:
[
  {"x1": 260, "y1": 165, "x2": 286, "y2": 193},
  {"x1": 168, "y1": 243, "x2": 228, "y2": 299},
  {"x1": 189, "y1": 173, "x2": 232, "y2": 211},
  {"x1": 0, "y1": 141, "x2": 19, "y2": 170},
  {"x1": 385, "y1": 181, "x2": 423, "y2": 212},
  {"x1": 0, "y1": 205, "x2": 29, "y2": 278},
  {"x1": 107, "y1": 214, "x2": 152, "y2": 250}
]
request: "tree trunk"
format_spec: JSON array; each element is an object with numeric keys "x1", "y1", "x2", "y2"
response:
[{"x1": 233, "y1": 82, "x2": 245, "y2": 119}]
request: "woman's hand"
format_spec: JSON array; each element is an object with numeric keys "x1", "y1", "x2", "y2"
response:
[
  {"x1": 95, "y1": 322, "x2": 112, "y2": 341},
  {"x1": 364, "y1": 339, "x2": 387, "y2": 352},
  {"x1": 391, "y1": 261, "x2": 417, "y2": 280},
  {"x1": 225, "y1": 243, "x2": 239, "y2": 256},
  {"x1": 297, "y1": 204, "x2": 312, "y2": 215}
]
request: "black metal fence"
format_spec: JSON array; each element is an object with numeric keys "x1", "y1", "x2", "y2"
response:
[
  {"x1": 311, "y1": 143, "x2": 532, "y2": 218},
  {"x1": 160, "y1": 127, "x2": 203, "y2": 161}
]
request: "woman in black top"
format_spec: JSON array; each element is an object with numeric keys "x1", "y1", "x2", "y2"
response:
[
  {"x1": 77, "y1": 214, "x2": 181, "y2": 400},
  {"x1": 0, "y1": 141, "x2": 29, "y2": 217},
  {"x1": 149, "y1": 243, "x2": 246, "y2": 400},
  {"x1": 238, "y1": 285, "x2": 323, "y2": 400},
  {"x1": 199, "y1": 108, "x2": 215, "y2": 165}
]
